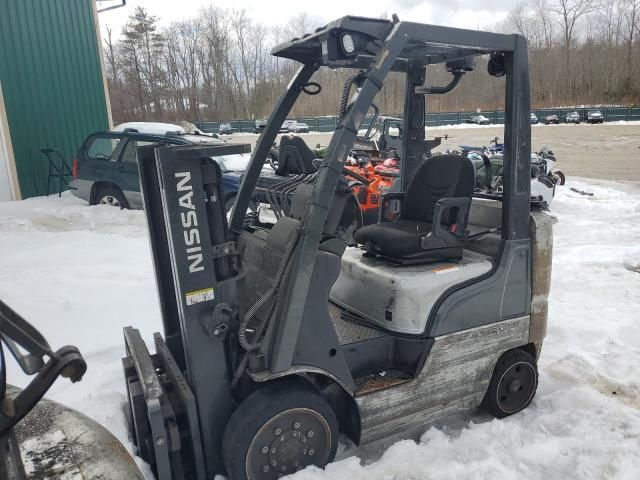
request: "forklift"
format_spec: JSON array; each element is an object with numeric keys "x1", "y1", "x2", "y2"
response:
[{"x1": 123, "y1": 15, "x2": 554, "y2": 480}]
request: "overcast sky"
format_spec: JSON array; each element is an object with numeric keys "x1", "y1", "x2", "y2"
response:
[{"x1": 97, "y1": 0, "x2": 511, "y2": 37}]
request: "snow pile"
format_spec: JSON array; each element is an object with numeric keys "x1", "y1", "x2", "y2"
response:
[
  {"x1": 1, "y1": 180, "x2": 639, "y2": 479},
  {"x1": 112, "y1": 121, "x2": 185, "y2": 134}
]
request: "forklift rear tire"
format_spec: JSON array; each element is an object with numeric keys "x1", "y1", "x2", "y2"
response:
[
  {"x1": 222, "y1": 381, "x2": 339, "y2": 480},
  {"x1": 482, "y1": 349, "x2": 538, "y2": 418}
]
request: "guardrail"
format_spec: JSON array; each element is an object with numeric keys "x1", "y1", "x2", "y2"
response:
[{"x1": 194, "y1": 106, "x2": 640, "y2": 134}]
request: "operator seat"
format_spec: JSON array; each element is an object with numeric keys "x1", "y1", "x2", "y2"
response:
[
  {"x1": 353, "y1": 154, "x2": 474, "y2": 263},
  {"x1": 275, "y1": 135, "x2": 318, "y2": 176}
]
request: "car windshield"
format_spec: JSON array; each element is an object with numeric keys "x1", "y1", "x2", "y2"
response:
[{"x1": 214, "y1": 153, "x2": 252, "y2": 172}]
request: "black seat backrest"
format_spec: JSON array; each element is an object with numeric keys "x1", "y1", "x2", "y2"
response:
[
  {"x1": 403, "y1": 154, "x2": 474, "y2": 225},
  {"x1": 276, "y1": 135, "x2": 318, "y2": 176}
]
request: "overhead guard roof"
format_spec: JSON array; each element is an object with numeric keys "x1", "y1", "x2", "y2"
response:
[{"x1": 271, "y1": 16, "x2": 520, "y2": 69}]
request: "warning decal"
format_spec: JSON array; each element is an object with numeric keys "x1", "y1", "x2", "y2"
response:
[
  {"x1": 185, "y1": 287, "x2": 215, "y2": 305},
  {"x1": 433, "y1": 264, "x2": 460, "y2": 274}
]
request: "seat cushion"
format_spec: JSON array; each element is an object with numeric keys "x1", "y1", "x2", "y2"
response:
[{"x1": 353, "y1": 220, "x2": 432, "y2": 256}]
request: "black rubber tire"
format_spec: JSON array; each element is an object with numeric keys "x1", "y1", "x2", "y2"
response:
[
  {"x1": 482, "y1": 349, "x2": 538, "y2": 419},
  {"x1": 222, "y1": 381, "x2": 339, "y2": 480},
  {"x1": 555, "y1": 170, "x2": 566, "y2": 186},
  {"x1": 94, "y1": 185, "x2": 129, "y2": 209}
]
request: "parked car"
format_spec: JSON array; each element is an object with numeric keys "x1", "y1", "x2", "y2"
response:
[
  {"x1": 466, "y1": 114, "x2": 490, "y2": 125},
  {"x1": 281, "y1": 120, "x2": 296, "y2": 133},
  {"x1": 219, "y1": 123, "x2": 233, "y2": 134},
  {"x1": 254, "y1": 119, "x2": 267, "y2": 134},
  {"x1": 544, "y1": 114, "x2": 559, "y2": 125},
  {"x1": 587, "y1": 110, "x2": 604, "y2": 124},
  {"x1": 70, "y1": 125, "x2": 251, "y2": 212},
  {"x1": 530, "y1": 112, "x2": 539, "y2": 124},
  {"x1": 292, "y1": 122, "x2": 310, "y2": 133},
  {"x1": 565, "y1": 111, "x2": 581, "y2": 124}
]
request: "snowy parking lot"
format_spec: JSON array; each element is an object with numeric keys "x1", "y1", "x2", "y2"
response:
[{"x1": 1, "y1": 178, "x2": 639, "y2": 479}]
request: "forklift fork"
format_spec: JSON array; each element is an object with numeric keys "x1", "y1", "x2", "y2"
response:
[{"x1": 122, "y1": 328, "x2": 206, "y2": 480}]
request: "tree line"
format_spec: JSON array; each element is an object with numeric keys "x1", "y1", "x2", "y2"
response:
[{"x1": 104, "y1": 1, "x2": 640, "y2": 124}]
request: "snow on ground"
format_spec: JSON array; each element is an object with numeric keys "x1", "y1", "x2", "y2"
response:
[{"x1": 1, "y1": 180, "x2": 639, "y2": 479}]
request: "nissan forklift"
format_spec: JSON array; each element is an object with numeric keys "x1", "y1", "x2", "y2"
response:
[{"x1": 122, "y1": 15, "x2": 554, "y2": 480}]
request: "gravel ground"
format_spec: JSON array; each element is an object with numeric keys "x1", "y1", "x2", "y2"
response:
[{"x1": 224, "y1": 123, "x2": 640, "y2": 182}]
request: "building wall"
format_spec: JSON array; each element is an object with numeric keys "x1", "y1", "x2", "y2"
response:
[
  {"x1": 0, "y1": 0, "x2": 110, "y2": 198},
  {"x1": 0, "y1": 80, "x2": 20, "y2": 200}
]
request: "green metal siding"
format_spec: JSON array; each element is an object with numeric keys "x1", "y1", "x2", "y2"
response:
[{"x1": 0, "y1": 0, "x2": 109, "y2": 198}]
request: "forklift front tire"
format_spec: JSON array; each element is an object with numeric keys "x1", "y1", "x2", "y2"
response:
[
  {"x1": 222, "y1": 381, "x2": 339, "y2": 480},
  {"x1": 482, "y1": 348, "x2": 538, "y2": 418}
]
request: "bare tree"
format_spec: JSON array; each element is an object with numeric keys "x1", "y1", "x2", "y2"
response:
[
  {"x1": 622, "y1": 0, "x2": 640, "y2": 89},
  {"x1": 549, "y1": 0, "x2": 600, "y2": 101},
  {"x1": 103, "y1": 5, "x2": 638, "y2": 124}
]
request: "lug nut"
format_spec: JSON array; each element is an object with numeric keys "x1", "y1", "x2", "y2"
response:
[
  {"x1": 271, "y1": 448, "x2": 276, "y2": 454},
  {"x1": 293, "y1": 422, "x2": 301, "y2": 429},
  {"x1": 309, "y1": 448, "x2": 315, "y2": 456},
  {"x1": 261, "y1": 446, "x2": 269, "y2": 454},
  {"x1": 274, "y1": 428, "x2": 282, "y2": 436},
  {"x1": 307, "y1": 430, "x2": 314, "y2": 438}
]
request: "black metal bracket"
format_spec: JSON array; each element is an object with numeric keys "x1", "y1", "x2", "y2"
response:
[{"x1": 41, "y1": 148, "x2": 72, "y2": 197}]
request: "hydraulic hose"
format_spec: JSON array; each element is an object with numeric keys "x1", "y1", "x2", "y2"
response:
[{"x1": 339, "y1": 71, "x2": 365, "y2": 121}]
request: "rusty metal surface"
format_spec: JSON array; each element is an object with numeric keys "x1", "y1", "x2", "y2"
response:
[
  {"x1": 529, "y1": 211, "x2": 555, "y2": 351},
  {"x1": 9, "y1": 385, "x2": 143, "y2": 479},
  {"x1": 355, "y1": 371, "x2": 412, "y2": 397}
]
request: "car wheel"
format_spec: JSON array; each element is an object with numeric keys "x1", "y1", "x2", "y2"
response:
[
  {"x1": 95, "y1": 185, "x2": 129, "y2": 209},
  {"x1": 222, "y1": 381, "x2": 339, "y2": 480},
  {"x1": 482, "y1": 349, "x2": 538, "y2": 418}
]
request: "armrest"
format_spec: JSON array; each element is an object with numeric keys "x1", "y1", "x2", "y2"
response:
[
  {"x1": 379, "y1": 192, "x2": 405, "y2": 222},
  {"x1": 431, "y1": 197, "x2": 471, "y2": 236}
]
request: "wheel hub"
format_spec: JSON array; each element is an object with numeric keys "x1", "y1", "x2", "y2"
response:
[
  {"x1": 247, "y1": 408, "x2": 330, "y2": 479},
  {"x1": 508, "y1": 379, "x2": 521, "y2": 393},
  {"x1": 99, "y1": 195, "x2": 120, "y2": 207},
  {"x1": 497, "y1": 361, "x2": 536, "y2": 414}
]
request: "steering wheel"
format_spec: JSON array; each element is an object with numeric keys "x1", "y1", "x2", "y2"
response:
[{"x1": 342, "y1": 167, "x2": 370, "y2": 185}]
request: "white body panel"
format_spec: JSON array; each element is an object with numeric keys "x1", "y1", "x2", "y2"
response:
[{"x1": 330, "y1": 248, "x2": 493, "y2": 335}]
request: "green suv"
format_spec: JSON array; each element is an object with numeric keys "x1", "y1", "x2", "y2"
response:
[{"x1": 70, "y1": 129, "x2": 249, "y2": 209}]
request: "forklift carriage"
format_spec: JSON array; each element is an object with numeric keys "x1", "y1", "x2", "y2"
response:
[{"x1": 122, "y1": 16, "x2": 554, "y2": 480}]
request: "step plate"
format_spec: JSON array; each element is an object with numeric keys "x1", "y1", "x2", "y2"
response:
[{"x1": 329, "y1": 302, "x2": 385, "y2": 345}]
